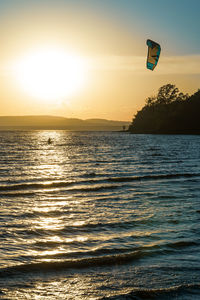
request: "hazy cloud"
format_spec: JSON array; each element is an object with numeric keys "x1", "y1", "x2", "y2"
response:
[{"x1": 90, "y1": 55, "x2": 200, "y2": 75}]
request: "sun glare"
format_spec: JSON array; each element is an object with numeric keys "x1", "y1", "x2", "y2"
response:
[{"x1": 13, "y1": 46, "x2": 87, "y2": 101}]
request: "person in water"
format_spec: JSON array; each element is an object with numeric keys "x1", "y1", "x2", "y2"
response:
[{"x1": 48, "y1": 138, "x2": 52, "y2": 144}]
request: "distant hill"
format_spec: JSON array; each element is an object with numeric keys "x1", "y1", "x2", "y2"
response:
[
  {"x1": 129, "y1": 84, "x2": 200, "y2": 134},
  {"x1": 0, "y1": 115, "x2": 130, "y2": 131}
]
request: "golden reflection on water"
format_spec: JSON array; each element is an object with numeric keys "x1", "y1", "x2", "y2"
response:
[
  {"x1": 36, "y1": 130, "x2": 62, "y2": 143},
  {"x1": 34, "y1": 196, "x2": 74, "y2": 209},
  {"x1": 33, "y1": 249, "x2": 65, "y2": 258},
  {"x1": 4, "y1": 271, "x2": 118, "y2": 299},
  {"x1": 23, "y1": 131, "x2": 166, "y2": 285},
  {"x1": 33, "y1": 130, "x2": 72, "y2": 179},
  {"x1": 33, "y1": 216, "x2": 64, "y2": 230}
]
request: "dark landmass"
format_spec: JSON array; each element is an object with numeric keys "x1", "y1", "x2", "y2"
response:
[
  {"x1": 0, "y1": 115, "x2": 130, "y2": 131},
  {"x1": 129, "y1": 84, "x2": 200, "y2": 134}
]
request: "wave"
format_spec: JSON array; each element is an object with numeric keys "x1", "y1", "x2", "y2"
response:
[
  {"x1": 0, "y1": 250, "x2": 146, "y2": 277},
  {"x1": 67, "y1": 184, "x2": 120, "y2": 193},
  {"x1": 23, "y1": 247, "x2": 135, "y2": 260},
  {"x1": 106, "y1": 173, "x2": 200, "y2": 183},
  {"x1": 167, "y1": 240, "x2": 199, "y2": 249},
  {"x1": 18, "y1": 218, "x2": 152, "y2": 237},
  {"x1": 101, "y1": 283, "x2": 200, "y2": 299},
  {"x1": 19, "y1": 210, "x2": 67, "y2": 218},
  {"x1": 0, "y1": 181, "x2": 75, "y2": 192},
  {"x1": 1, "y1": 242, "x2": 184, "y2": 278},
  {"x1": 0, "y1": 172, "x2": 199, "y2": 193},
  {"x1": 0, "y1": 192, "x2": 35, "y2": 198}
]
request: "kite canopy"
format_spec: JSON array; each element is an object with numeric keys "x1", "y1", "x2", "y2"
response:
[{"x1": 146, "y1": 39, "x2": 161, "y2": 70}]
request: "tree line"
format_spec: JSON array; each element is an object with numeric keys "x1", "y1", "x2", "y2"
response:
[{"x1": 129, "y1": 84, "x2": 200, "y2": 134}]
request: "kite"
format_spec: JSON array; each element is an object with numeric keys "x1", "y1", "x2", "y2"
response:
[{"x1": 146, "y1": 39, "x2": 161, "y2": 70}]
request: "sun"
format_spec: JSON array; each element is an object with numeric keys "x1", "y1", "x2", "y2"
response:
[{"x1": 13, "y1": 46, "x2": 87, "y2": 101}]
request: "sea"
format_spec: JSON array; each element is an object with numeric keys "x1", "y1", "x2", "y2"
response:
[{"x1": 0, "y1": 131, "x2": 200, "y2": 299}]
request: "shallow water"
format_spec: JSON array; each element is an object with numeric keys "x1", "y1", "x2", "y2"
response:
[{"x1": 0, "y1": 131, "x2": 200, "y2": 299}]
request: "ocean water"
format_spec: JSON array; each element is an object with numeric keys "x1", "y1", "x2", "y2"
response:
[{"x1": 0, "y1": 131, "x2": 200, "y2": 299}]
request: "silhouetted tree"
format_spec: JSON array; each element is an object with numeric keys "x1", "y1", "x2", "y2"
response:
[
  {"x1": 129, "y1": 84, "x2": 200, "y2": 134},
  {"x1": 145, "y1": 96, "x2": 156, "y2": 106},
  {"x1": 145, "y1": 84, "x2": 189, "y2": 106}
]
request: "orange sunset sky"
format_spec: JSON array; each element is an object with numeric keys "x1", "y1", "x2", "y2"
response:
[{"x1": 0, "y1": 0, "x2": 200, "y2": 121}]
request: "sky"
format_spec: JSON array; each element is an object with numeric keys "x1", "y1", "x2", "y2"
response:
[{"x1": 0, "y1": 0, "x2": 200, "y2": 121}]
